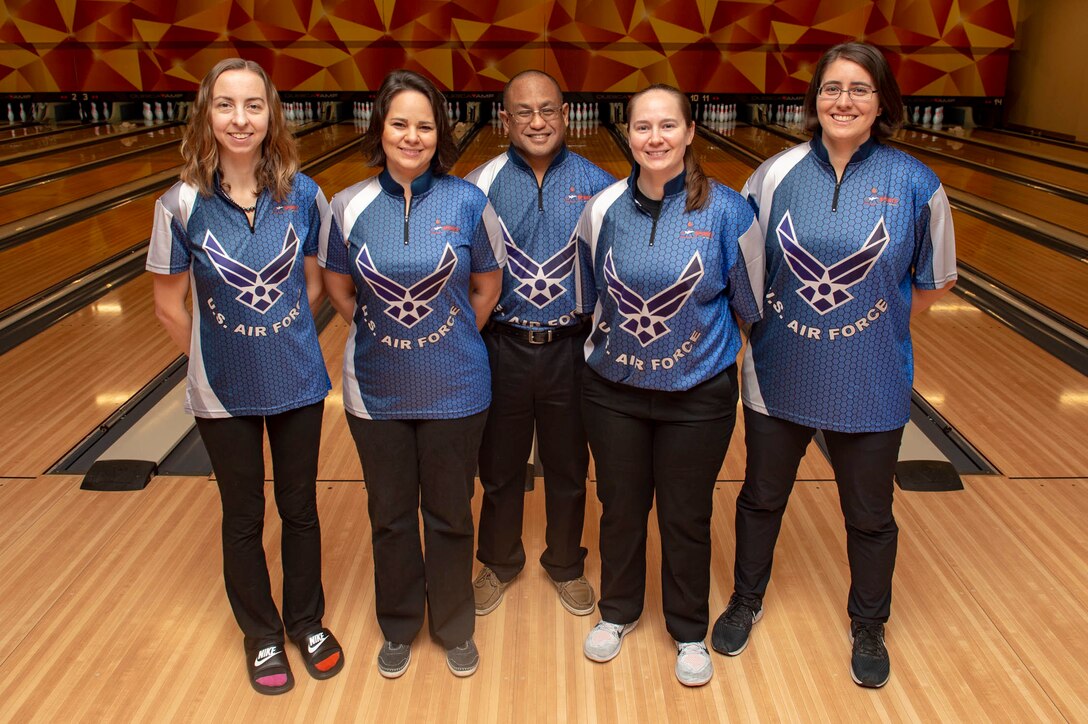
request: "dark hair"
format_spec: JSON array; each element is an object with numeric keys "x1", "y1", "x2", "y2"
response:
[
  {"x1": 803, "y1": 42, "x2": 903, "y2": 140},
  {"x1": 360, "y1": 69, "x2": 457, "y2": 175},
  {"x1": 626, "y1": 84, "x2": 709, "y2": 212},
  {"x1": 502, "y1": 69, "x2": 564, "y2": 109},
  {"x1": 181, "y1": 58, "x2": 298, "y2": 201}
]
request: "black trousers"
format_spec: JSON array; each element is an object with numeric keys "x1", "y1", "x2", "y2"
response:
[
  {"x1": 346, "y1": 411, "x2": 487, "y2": 648},
  {"x1": 195, "y1": 401, "x2": 326, "y2": 646},
  {"x1": 476, "y1": 327, "x2": 590, "y2": 583},
  {"x1": 734, "y1": 407, "x2": 904, "y2": 624},
  {"x1": 582, "y1": 366, "x2": 738, "y2": 643}
]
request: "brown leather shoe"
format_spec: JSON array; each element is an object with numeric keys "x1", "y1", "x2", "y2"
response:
[
  {"x1": 553, "y1": 575, "x2": 596, "y2": 616},
  {"x1": 473, "y1": 566, "x2": 510, "y2": 615}
]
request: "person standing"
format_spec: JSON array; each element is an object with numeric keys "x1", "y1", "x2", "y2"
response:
[
  {"x1": 321, "y1": 70, "x2": 505, "y2": 679},
  {"x1": 575, "y1": 85, "x2": 763, "y2": 686},
  {"x1": 464, "y1": 70, "x2": 615, "y2": 617},
  {"x1": 148, "y1": 58, "x2": 343, "y2": 695},
  {"x1": 711, "y1": 42, "x2": 957, "y2": 689}
]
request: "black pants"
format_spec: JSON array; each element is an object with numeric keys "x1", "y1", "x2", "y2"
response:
[
  {"x1": 582, "y1": 366, "x2": 738, "y2": 643},
  {"x1": 346, "y1": 411, "x2": 487, "y2": 648},
  {"x1": 195, "y1": 401, "x2": 326, "y2": 646},
  {"x1": 476, "y1": 327, "x2": 589, "y2": 583},
  {"x1": 734, "y1": 407, "x2": 904, "y2": 624}
]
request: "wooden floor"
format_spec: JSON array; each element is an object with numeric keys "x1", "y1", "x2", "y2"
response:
[
  {"x1": 0, "y1": 120, "x2": 1086, "y2": 721},
  {"x1": 0, "y1": 473, "x2": 1084, "y2": 722}
]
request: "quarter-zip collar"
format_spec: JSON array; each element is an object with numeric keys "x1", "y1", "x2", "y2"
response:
[
  {"x1": 214, "y1": 171, "x2": 263, "y2": 233},
  {"x1": 379, "y1": 167, "x2": 437, "y2": 198},
  {"x1": 629, "y1": 166, "x2": 685, "y2": 247},
  {"x1": 508, "y1": 144, "x2": 569, "y2": 211},
  {"x1": 506, "y1": 143, "x2": 569, "y2": 174},
  {"x1": 629, "y1": 165, "x2": 686, "y2": 215},
  {"x1": 809, "y1": 128, "x2": 880, "y2": 169}
]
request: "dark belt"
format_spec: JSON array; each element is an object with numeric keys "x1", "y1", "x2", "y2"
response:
[{"x1": 486, "y1": 318, "x2": 590, "y2": 345}]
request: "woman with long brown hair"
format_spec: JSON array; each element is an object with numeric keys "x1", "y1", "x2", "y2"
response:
[{"x1": 147, "y1": 58, "x2": 343, "y2": 695}]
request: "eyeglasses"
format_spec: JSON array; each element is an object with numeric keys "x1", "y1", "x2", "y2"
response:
[
  {"x1": 507, "y1": 106, "x2": 562, "y2": 124},
  {"x1": 819, "y1": 85, "x2": 878, "y2": 101}
]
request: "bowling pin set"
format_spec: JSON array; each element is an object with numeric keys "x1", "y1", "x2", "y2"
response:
[
  {"x1": 5, "y1": 102, "x2": 48, "y2": 124},
  {"x1": 910, "y1": 105, "x2": 944, "y2": 129},
  {"x1": 769, "y1": 104, "x2": 805, "y2": 127}
]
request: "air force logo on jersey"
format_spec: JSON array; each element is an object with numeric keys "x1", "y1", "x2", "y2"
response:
[
  {"x1": 203, "y1": 225, "x2": 299, "y2": 313},
  {"x1": 777, "y1": 211, "x2": 889, "y2": 315},
  {"x1": 505, "y1": 237, "x2": 577, "y2": 309},
  {"x1": 356, "y1": 243, "x2": 458, "y2": 328},
  {"x1": 603, "y1": 248, "x2": 703, "y2": 347}
]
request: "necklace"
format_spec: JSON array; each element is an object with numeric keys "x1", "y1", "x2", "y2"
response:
[{"x1": 222, "y1": 179, "x2": 257, "y2": 213}]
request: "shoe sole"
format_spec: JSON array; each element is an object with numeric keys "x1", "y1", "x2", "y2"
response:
[
  {"x1": 475, "y1": 594, "x2": 504, "y2": 616},
  {"x1": 677, "y1": 669, "x2": 713, "y2": 687},
  {"x1": 584, "y1": 620, "x2": 638, "y2": 663},
  {"x1": 712, "y1": 608, "x2": 763, "y2": 657},
  {"x1": 378, "y1": 650, "x2": 411, "y2": 679},
  {"x1": 447, "y1": 658, "x2": 479, "y2": 677}
]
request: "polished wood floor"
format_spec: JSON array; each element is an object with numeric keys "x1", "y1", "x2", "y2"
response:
[
  {"x1": 0, "y1": 119, "x2": 1085, "y2": 722},
  {"x1": 0, "y1": 473, "x2": 1084, "y2": 722}
]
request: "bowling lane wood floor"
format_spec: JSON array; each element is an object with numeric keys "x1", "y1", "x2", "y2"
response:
[{"x1": 0, "y1": 473, "x2": 1084, "y2": 722}]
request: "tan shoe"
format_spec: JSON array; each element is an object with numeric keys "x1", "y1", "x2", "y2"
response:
[
  {"x1": 473, "y1": 567, "x2": 510, "y2": 615},
  {"x1": 553, "y1": 575, "x2": 596, "y2": 616}
]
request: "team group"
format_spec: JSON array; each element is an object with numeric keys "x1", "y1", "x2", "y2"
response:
[{"x1": 146, "y1": 41, "x2": 957, "y2": 696}]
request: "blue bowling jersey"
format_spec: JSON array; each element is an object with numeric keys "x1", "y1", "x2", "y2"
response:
[
  {"x1": 146, "y1": 173, "x2": 331, "y2": 418},
  {"x1": 575, "y1": 169, "x2": 764, "y2": 391},
  {"x1": 320, "y1": 169, "x2": 507, "y2": 420},
  {"x1": 740, "y1": 134, "x2": 957, "y2": 432},
  {"x1": 464, "y1": 146, "x2": 615, "y2": 328}
]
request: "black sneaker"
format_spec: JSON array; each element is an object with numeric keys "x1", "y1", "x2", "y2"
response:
[
  {"x1": 711, "y1": 594, "x2": 763, "y2": 656},
  {"x1": 377, "y1": 641, "x2": 411, "y2": 679},
  {"x1": 446, "y1": 639, "x2": 479, "y2": 677},
  {"x1": 850, "y1": 621, "x2": 890, "y2": 688}
]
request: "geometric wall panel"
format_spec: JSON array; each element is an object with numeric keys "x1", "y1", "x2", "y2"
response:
[{"x1": 0, "y1": 1, "x2": 1017, "y2": 95}]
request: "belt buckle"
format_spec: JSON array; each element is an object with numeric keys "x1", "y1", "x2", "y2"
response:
[{"x1": 528, "y1": 328, "x2": 554, "y2": 345}]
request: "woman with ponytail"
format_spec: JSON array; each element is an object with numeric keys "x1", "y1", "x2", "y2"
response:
[{"x1": 571, "y1": 84, "x2": 764, "y2": 686}]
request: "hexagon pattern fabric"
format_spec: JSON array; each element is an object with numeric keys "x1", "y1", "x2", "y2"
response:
[{"x1": 0, "y1": 1, "x2": 1015, "y2": 94}]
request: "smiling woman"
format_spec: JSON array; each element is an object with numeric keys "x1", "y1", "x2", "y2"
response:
[
  {"x1": 715, "y1": 42, "x2": 956, "y2": 690},
  {"x1": 572, "y1": 82, "x2": 764, "y2": 687},
  {"x1": 319, "y1": 69, "x2": 507, "y2": 681},
  {"x1": 145, "y1": 57, "x2": 344, "y2": 696}
]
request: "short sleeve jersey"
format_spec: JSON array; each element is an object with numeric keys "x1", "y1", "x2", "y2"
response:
[
  {"x1": 741, "y1": 134, "x2": 957, "y2": 432},
  {"x1": 464, "y1": 146, "x2": 616, "y2": 328},
  {"x1": 320, "y1": 169, "x2": 507, "y2": 420},
  {"x1": 574, "y1": 169, "x2": 764, "y2": 391},
  {"x1": 145, "y1": 173, "x2": 331, "y2": 418}
]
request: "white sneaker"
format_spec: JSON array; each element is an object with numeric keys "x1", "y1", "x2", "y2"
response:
[
  {"x1": 583, "y1": 619, "x2": 638, "y2": 662},
  {"x1": 675, "y1": 641, "x2": 713, "y2": 686}
]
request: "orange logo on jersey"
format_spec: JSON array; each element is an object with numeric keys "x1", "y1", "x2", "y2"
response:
[{"x1": 864, "y1": 187, "x2": 899, "y2": 206}]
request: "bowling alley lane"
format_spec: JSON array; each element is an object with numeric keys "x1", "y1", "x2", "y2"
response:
[
  {"x1": 0, "y1": 121, "x2": 177, "y2": 160},
  {"x1": 691, "y1": 134, "x2": 1088, "y2": 478},
  {"x1": 0, "y1": 123, "x2": 366, "y2": 314},
  {"x1": 946, "y1": 127, "x2": 1088, "y2": 168},
  {"x1": 894, "y1": 128, "x2": 1088, "y2": 196},
  {"x1": 0, "y1": 124, "x2": 183, "y2": 186}
]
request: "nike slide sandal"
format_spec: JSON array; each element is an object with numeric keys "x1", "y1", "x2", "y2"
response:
[
  {"x1": 245, "y1": 641, "x2": 295, "y2": 696},
  {"x1": 294, "y1": 627, "x2": 345, "y2": 680}
]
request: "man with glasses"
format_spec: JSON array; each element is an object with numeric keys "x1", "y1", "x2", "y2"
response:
[{"x1": 464, "y1": 70, "x2": 615, "y2": 617}]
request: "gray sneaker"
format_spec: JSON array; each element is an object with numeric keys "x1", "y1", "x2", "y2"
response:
[
  {"x1": 377, "y1": 641, "x2": 411, "y2": 679},
  {"x1": 675, "y1": 641, "x2": 713, "y2": 686},
  {"x1": 473, "y1": 567, "x2": 511, "y2": 616},
  {"x1": 552, "y1": 575, "x2": 596, "y2": 616},
  {"x1": 446, "y1": 639, "x2": 480, "y2": 677},
  {"x1": 583, "y1": 619, "x2": 638, "y2": 662}
]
